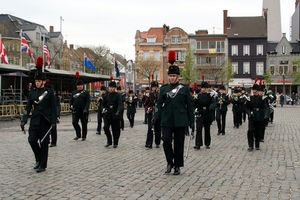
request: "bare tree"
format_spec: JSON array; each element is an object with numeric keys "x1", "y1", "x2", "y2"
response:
[
  {"x1": 136, "y1": 58, "x2": 161, "y2": 85},
  {"x1": 221, "y1": 58, "x2": 235, "y2": 90},
  {"x1": 90, "y1": 45, "x2": 113, "y2": 74}
]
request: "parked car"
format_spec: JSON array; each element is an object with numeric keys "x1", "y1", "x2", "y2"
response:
[{"x1": 285, "y1": 95, "x2": 292, "y2": 104}]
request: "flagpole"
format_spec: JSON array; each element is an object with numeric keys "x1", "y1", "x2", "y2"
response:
[
  {"x1": 83, "y1": 53, "x2": 85, "y2": 73},
  {"x1": 20, "y1": 30, "x2": 22, "y2": 66},
  {"x1": 42, "y1": 34, "x2": 45, "y2": 72}
]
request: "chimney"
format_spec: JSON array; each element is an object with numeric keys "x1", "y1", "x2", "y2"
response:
[
  {"x1": 49, "y1": 26, "x2": 54, "y2": 32},
  {"x1": 223, "y1": 10, "x2": 228, "y2": 34},
  {"x1": 296, "y1": 0, "x2": 300, "y2": 9},
  {"x1": 70, "y1": 44, "x2": 74, "y2": 49},
  {"x1": 195, "y1": 30, "x2": 208, "y2": 35}
]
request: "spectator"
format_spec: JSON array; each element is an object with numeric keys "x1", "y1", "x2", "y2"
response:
[
  {"x1": 280, "y1": 93, "x2": 284, "y2": 107},
  {"x1": 23, "y1": 82, "x2": 33, "y2": 100}
]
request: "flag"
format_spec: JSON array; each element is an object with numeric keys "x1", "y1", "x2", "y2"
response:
[
  {"x1": 21, "y1": 32, "x2": 35, "y2": 62},
  {"x1": 43, "y1": 41, "x2": 51, "y2": 67},
  {"x1": 0, "y1": 38, "x2": 9, "y2": 64},
  {"x1": 84, "y1": 53, "x2": 96, "y2": 71},
  {"x1": 114, "y1": 55, "x2": 120, "y2": 77}
]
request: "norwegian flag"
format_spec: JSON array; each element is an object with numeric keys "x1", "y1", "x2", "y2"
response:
[
  {"x1": 0, "y1": 38, "x2": 9, "y2": 64},
  {"x1": 43, "y1": 41, "x2": 51, "y2": 67},
  {"x1": 21, "y1": 32, "x2": 35, "y2": 62}
]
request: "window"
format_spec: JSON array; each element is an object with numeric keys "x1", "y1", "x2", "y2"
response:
[
  {"x1": 282, "y1": 46, "x2": 286, "y2": 54},
  {"x1": 232, "y1": 62, "x2": 238, "y2": 74},
  {"x1": 201, "y1": 41, "x2": 208, "y2": 49},
  {"x1": 171, "y1": 37, "x2": 176, "y2": 44},
  {"x1": 209, "y1": 41, "x2": 216, "y2": 49},
  {"x1": 176, "y1": 51, "x2": 185, "y2": 61},
  {"x1": 293, "y1": 65, "x2": 297, "y2": 72},
  {"x1": 243, "y1": 45, "x2": 250, "y2": 56},
  {"x1": 231, "y1": 45, "x2": 238, "y2": 56},
  {"x1": 243, "y1": 62, "x2": 250, "y2": 74},
  {"x1": 177, "y1": 36, "x2": 182, "y2": 44},
  {"x1": 216, "y1": 41, "x2": 225, "y2": 53},
  {"x1": 147, "y1": 37, "x2": 156, "y2": 43},
  {"x1": 257, "y1": 45, "x2": 263, "y2": 55},
  {"x1": 154, "y1": 70, "x2": 160, "y2": 80},
  {"x1": 196, "y1": 57, "x2": 201, "y2": 65},
  {"x1": 36, "y1": 32, "x2": 40, "y2": 40},
  {"x1": 143, "y1": 51, "x2": 149, "y2": 60},
  {"x1": 256, "y1": 62, "x2": 264, "y2": 75},
  {"x1": 270, "y1": 66, "x2": 275, "y2": 75},
  {"x1": 196, "y1": 42, "x2": 201, "y2": 50},
  {"x1": 153, "y1": 51, "x2": 160, "y2": 61},
  {"x1": 206, "y1": 57, "x2": 211, "y2": 64}
]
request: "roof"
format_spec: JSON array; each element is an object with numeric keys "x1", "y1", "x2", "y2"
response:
[
  {"x1": 0, "y1": 64, "x2": 29, "y2": 72},
  {"x1": 147, "y1": 27, "x2": 164, "y2": 43},
  {"x1": 227, "y1": 16, "x2": 267, "y2": 38}
]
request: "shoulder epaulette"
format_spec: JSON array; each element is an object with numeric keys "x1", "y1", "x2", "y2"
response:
[{"x1": 262, "y1": 95, "x2": 268, "y2": 100}]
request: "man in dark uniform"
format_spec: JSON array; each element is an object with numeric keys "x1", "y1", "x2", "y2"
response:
[
  {"x1": 70, "y1": 79, "x2": 91, "y2": 141},
  {"x1": 241, "y1": 87, "x2": 248, "y2": 123},
  {"x1": 145, "y1": 80, "x2": 161, "y2": 148},
  {"x1": 46, "y1": 84, "x2": 60, "y2": 147},
  {"x1": 194, "y1": 81, "x2": 216, "y2": 149},
  {"x1": 259, "y1": 84, "x2": 270, "y2": 143},
  {"x1": 117, "y1": 86, "x2": 125, "y2": 130},
  {"x1": 20, "y1": 66, "x2": 56, "y2": 173},
  {"x1": 96, "y1": 86, "x2": 107, "y2": 135},
  {"x1": 267, "y1": 87, "x2": 276, "y2": 124},
  {"x1": 101, "y1": 81, "x2": 123, "y2": 148},
  {"x1": 142, "y1": 87, "x2": 150, "y2": 124},
  {"x1": 154, "y1": 50, "x2": 194, "y2": 175},
  {"x1": 125, "y1": 90, "x2": 138, "y2": 128},
  {"x1": 245, "y1": 79, "x2": 269, "y2": 151},
  {"x1": 216, "y1": 84, "x2": 230, "y2": 135},
  {"x1": 231, "y1": 87, "x2": 244, "y2": 128}
]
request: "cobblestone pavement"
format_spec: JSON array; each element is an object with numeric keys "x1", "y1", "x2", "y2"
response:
[{"x1": 1, "y1": 105, "x2": 300, "y2": 200}]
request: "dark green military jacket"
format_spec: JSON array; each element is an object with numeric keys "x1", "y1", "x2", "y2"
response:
[
  {"x1": 155, "y1": 83, "x2": 194, "y2": 128},
  {"x1": 216, "y1": 93, "x2": 230, "y2": 111},
  {"x1": 194, "y1": 92, "x2": 216, "y2": 122},
  {"x1": 22, "y1": 87, "x2": 57, "y2": 125},
  {"x1": 245, "y1": 95, "x2": 269, "y2": 121},
  {"x1": 70, "y1": 89, "x2": 91, "y2": 114},
  {"x1": 231, "y1": 95, "x2": 246, "y2": 112},
  {"x1": 125, "y1": 95, "x2": 138, "y2": 114},
  {"x1": 101, "y1": 92, "x2": 123, "y2": 120}
]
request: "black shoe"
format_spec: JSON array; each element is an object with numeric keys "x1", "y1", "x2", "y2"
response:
[
  {"x1": 113, "y1": 145, "x2": 118, "y2": 148},
  {"x1": 260, "y1": 139, "x2": 264, "y2": 142},
  {"x1": 256, "y1": 147, "x2": 260, "y2": 150},
  {"x1": 248, "y1": 147, "x2": 253, "y2": 152},
  {"x1": 194, "y1": 145, "x2": 200, "y2": 150},
  {"x1": 222, "y1": 132, "x2": 225, "y2": 135},
  {"x1": 145, "y1": 144, "x2": 152, "y2": 148},
  {"x1": 36, "y1": 167, "x2": 46, "y2": 173},
  {"x1": 73, "y1": 137, "x2": 80, "y2": 140},
  {"x1": 206, "y1": 146, "x2": 210, "y2": 149},
  {"x1": 165, "y1": 164, "x2": 173, "y2": 174},
  {"x1": 49, "y1": 144, "x2": 56, "y2": 147},
  {"x1": 173, "y1": 167, "x2": 180, "y2": 175},
  {"x1": 155, "y1": 145, "x2": 160, "y2": 148},
  {"x1": 143, "y1": 122, "x2": 147, "y2": 124},
  {"x1": 96, "y1": 132, "x2": 100, "y2": 135},
  {"x1": 33, "y1": 162, "x2": 39, "y2": 170},
  {"x1": 217, "y1": 132, "x2": 221, "y2": 135},
  {"x1": 104, "y1": 144, "x2": 111, "y2": 147},
  {"x1": 82, "y1": 138, "x2": 86, "y2": 141}
]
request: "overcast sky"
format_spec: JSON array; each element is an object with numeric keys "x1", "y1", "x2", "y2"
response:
[{"x1": 1, "y1": 0, "x2": 296, "y2": 61}]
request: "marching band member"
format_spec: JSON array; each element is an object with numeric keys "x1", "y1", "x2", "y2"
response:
[
  {"x1": 216, "y1": 84, "x2": 230, "y2": 135},
  {"x1": 259, "y1": 83, "x2": 270, "y2": 142},
  {"x1": 241, "y1": 87, "x2": 248, "y2": 123},
  {"x1": 96, "y1": 86, "x2": 107, "y2": 135},
  {"x1": 194, "y1": 79, "x2": 216, "y2": 150},
  {"x1": 145, "y1": 80, "x2": 161, "y2": 148},
  {"x1": 101, "y1": 79, "x2": 123, "y2": 148},
  {"x1": 231, "y1": 86, "x2": 245, "y2": 128},
  {"x1": 125, "y1": 90, "x2": 138, "y2": 128},
  {"x1": 70, "y1": 74, "x2": 91, "y2": 141},
  {"x1": 245, "y1": 79, "x2": 269, "y2": 151},
  {"x1": 267, "y1": 87, "x2": 276, "y2": 124},
  {"x1": 117, "y1": 86, "x2": 126, "y2": 131},
  {"x1": 153, "y1": 50, "x2": 194, "y2": 175},
  {"x1": 20, "y1": 57, "x2": 57, "y2": 173}
]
